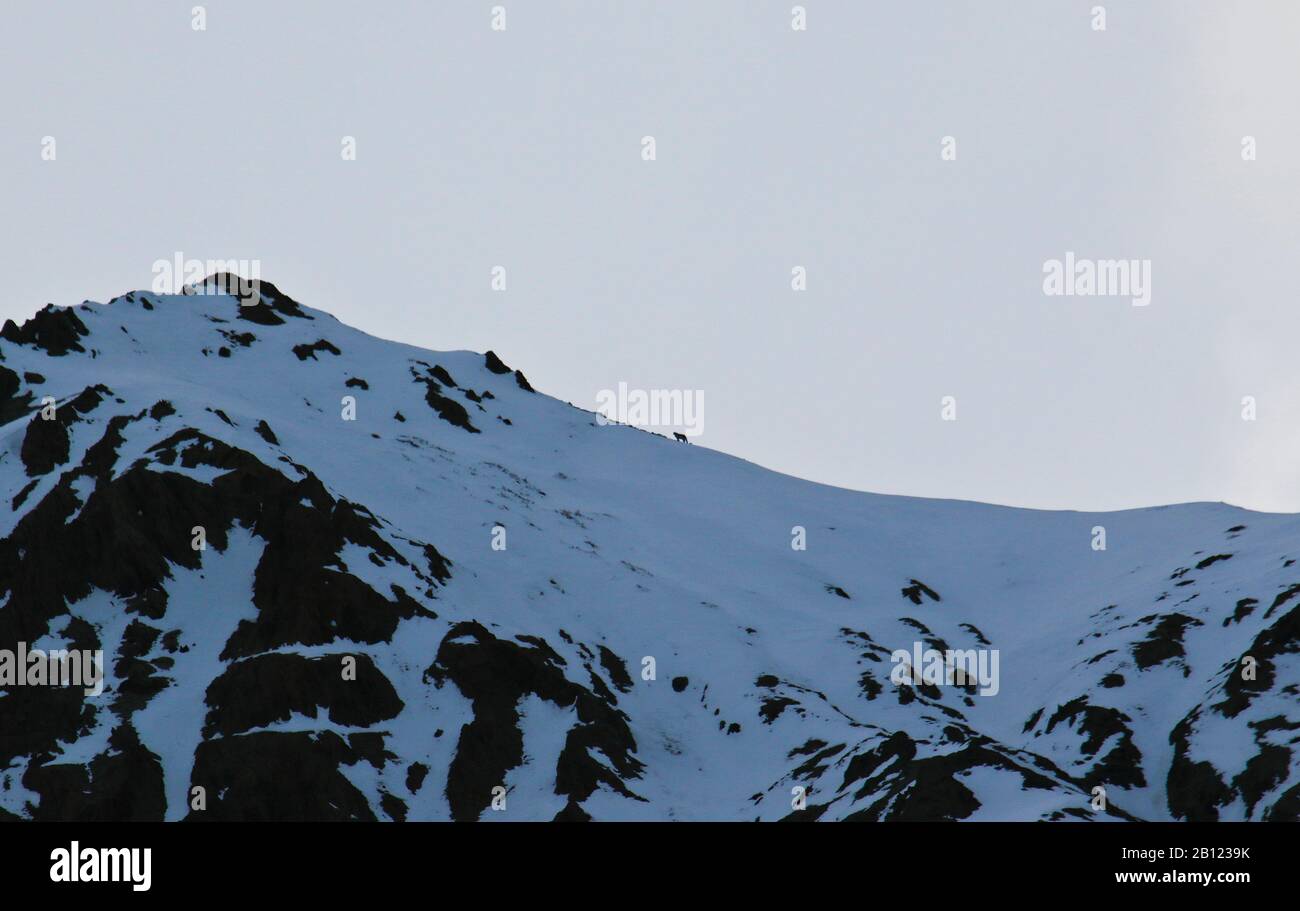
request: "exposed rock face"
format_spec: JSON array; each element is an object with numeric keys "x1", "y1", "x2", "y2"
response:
[
  {"x1": 1, "y1": 305, "x2": 89, "y2": 356},
  {"x1": 427, "y1": 622, "x2": 644, "y2": 821},
  {"x1": 1, "y1": 282, "x2": 1297, "y2": 822}
]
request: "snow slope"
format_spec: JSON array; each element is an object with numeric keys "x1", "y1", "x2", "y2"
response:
[{"x1": 0, "y1": 278, "x2": 1296, "y2": 821}]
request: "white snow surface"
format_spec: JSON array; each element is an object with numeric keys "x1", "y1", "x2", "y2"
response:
[{"x1": 0, "y1": 282, "x2": 1297, "y2": 822}]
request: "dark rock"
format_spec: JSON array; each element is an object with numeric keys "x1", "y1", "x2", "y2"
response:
[
  {"x1": 901, "y1": 579, "x2": 942, "y2": 604},
  {"x1": 253, "y1": 420, "x2": 279, "y2": 445},
  {"x1": 292, "y1": 339, "x2": 342, "y2": 361},
  {"x1": 0, "y1": 305, "x2": 89, "y2": 356},
  {"x1": 202, "y1": 653, "x2": 404, "y2": 738},
  {"x1": 426, "y1": 621, "x2": 643, "y2": 821},
  {"x1": 185, "y1": 731, "x2": 376, "y2": 821},
  {"x1": 406, "y1": 762, "x2": 429, "y2": 794},
  {"x1": 414, "y1": 370, "x2": 479, "y2": 433},
  {"x1": 597, "y1": 645, "x2": 633, "y2": 693}
]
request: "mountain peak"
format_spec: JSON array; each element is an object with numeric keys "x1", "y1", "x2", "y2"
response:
[{"x1": 1, "y1": 282, "x2": 1298, "y2": 822}]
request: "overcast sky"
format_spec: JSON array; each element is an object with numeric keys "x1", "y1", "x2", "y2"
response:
[{"x1": 3, "y1": 1, "x2": 1298, "y2": 512}]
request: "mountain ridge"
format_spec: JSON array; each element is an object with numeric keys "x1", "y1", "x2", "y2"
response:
[{"x1": 1, "y1": 280, "x2": 1297, "y2": 821}]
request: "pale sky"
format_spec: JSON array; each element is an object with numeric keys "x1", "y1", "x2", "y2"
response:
[{"x1": 3, "y1": 1, "x2": 1298, "y2": 511}]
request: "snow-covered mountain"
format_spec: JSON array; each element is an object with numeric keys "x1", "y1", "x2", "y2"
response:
[{"x1": 1, "y1": 278, "x2": 1296, "y2": 822}]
